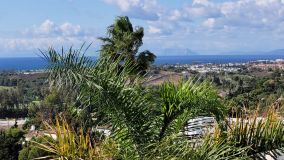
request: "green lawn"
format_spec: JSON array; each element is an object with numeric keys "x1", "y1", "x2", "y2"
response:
[{"x1": 0, "y1": 86, "x2": 15, "y2": 91}]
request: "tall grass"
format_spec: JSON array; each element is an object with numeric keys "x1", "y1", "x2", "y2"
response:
[
  {"x1": 33, "y1": 117, "x2": 118, "y2": 160},
  {"x1": 33, "y1": 102, "x2": 284, "y2": 159},
  {"x1": 226, "y1": 107, "x2": 284, "y2": 157}
]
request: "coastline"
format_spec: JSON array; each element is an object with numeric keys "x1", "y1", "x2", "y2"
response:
[{"x1": 0, "y1": 54, "x2": 283, "y2": 71}]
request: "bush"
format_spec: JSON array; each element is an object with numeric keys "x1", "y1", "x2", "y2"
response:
[
  {"x1": 0, "y1": 128, "x2": 25, "y2": 160},
  {"x1": 19, "y1": 136, "x2": 51, "y2": 160},
  {"x1": 34, "y1": 117, "x2": 118, "y2": 160}
]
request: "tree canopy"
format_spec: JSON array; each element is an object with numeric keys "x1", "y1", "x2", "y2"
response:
[{"x1": 99, "y1": 16, "x2": 156, "y2": 75}]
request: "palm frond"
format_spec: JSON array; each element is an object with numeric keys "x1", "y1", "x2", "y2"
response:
[
  {"x1": 227, "y1": 107, "x2": 284, "y2": 157},
  {"x1": 41, "y1": 44, "x2": 95, "y2": 89},
  {"x1": 144, "y1": 134, "x2": 248, "y2": 160},
  {"x1": 42, "y1": 45, "x2": 158, "y2": 158},
  {"x1": 158, "y1": 79, "x2": 226, "y2": 140}
]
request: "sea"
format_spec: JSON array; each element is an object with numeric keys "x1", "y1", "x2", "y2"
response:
[{"x1": 0, "y1": 55, "x2": 283, "y2": 71}]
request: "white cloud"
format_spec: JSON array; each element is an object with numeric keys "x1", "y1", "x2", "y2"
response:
[
  {"x1": 219, "y1": 0, "x2": 284, "y2": 28},
  {"x1": 143, "y1": 0, "x2": 284, "y2": 54},
  {"x1": 0, "y1": 36, "x2": 97, "y2": 52},
  {"x1": 104, "y1": 0, "x2": 140, "y2": 11},
  {"x1": 26, "y1": 19, "x2": 84, "y2": 37},
  {"x1": 186, "y1": 6, "x2": 220, "y2": 18},
  {"x1": 148, "y1": 25, "x2": 161, "y2": 34},
  {"x1": 168, "y1": 10, "x2": 182, "y2": 21},
  {"x1": 0, "y1": 20, "x2": 97, "y2": 55},
  {"x1": 59, "y1": 22, "x2": 81, "y2": 36},
  {"x1": 103, "y1": 0, "x2": 160, "y2": 20},
  {"x1": 192, "y1": 0, "x2": 212, "y2": 6},
  {"x1": 35, "y1": 19, "x2": 56, "y2": 35},
  {"x1": 202, "y1": 18, "x2": 216, "y2": 28},
  {"x1": 148, "y1": 0, "x2": 284, "y2": 35},
  {"x1": 4, "y1": 0, "x2": 284, "y2": 55},
  {"x1": 255, "y1": 0, "x2": 284, "y2": 6}
]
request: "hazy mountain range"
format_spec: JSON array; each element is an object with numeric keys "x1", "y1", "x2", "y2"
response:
[
  {"x1": 162, "y1": 48, "x2": 284, "y2": 56},
  {"x1": 219, "y1": 49, "x2": 284, "y2": 55},
  {"x1": 161, "y1": 48, "x2": 198, "y2": 56}
]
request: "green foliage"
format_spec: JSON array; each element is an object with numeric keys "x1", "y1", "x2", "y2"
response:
[
  {"x1": 18, "y1": 148, "x2": 29, "y2": 160},
  {"x1": 43, "y1": 45, "x2": 157, "y2": 150},
  {"x1": 23, "y1": 102, "x2": 43, "y2": 129},
  {"x1": 39, "y1": 44, "x2": 230, "y2": 159},
  {"x1": 34, "y1": 117, "x2": 118, "y2": 160},
  {"x1": 39, "y1": 44, "x2": 284, "y2": 159},
  {"x1": 145, "y1": 134, "x2": 248, "y2": 160},
  {"x1": 0, "y1": 128, "x2": 25, "y2": 160},
  {"x1": 23, "y1": 89, "x2": 68, "y2": 129},
  {"x1": 0, "y1": 88, "x2": 28, "y2": 118},
  {"x1": 99, "y1": 16, "x2": 156, "y2": 75},
  {"x1": 0, "y1": 85, "x2": 15, "y2": 90},
  {"x1": 19, "y1": 136, "x2": 51, "y2": 160},
  {"x1": 24, "y1": 84, "x2": 92, "y2": 131},
  {"x1": 34, "y1": 16, "x2": 284, "y2": 159},
  {"x1": 226, "y1": 108, "x2": 284, "y2": 156},
  {"x1": 158, "y1": 80, "x2": 225, "y2": 140},
  {"x1": 0, "y1": 71, "x2": 47, "y2": 119}
]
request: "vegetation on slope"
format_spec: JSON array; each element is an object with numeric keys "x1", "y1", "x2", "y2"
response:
[{"x1": 1, "y1": 16, "x2": 284, "y2": 159}]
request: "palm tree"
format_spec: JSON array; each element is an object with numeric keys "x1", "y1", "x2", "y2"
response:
[
  {"x1": 41, "y1": 46, "x2": 230, "y2": 159},
  {"x1": 158, "y1": 80, "x2": 226, "y2": 140},
  {"x1": 99, "y1": 16, "x2": 156, "y2": 75}
]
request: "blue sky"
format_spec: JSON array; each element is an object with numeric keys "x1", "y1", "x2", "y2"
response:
[{"x1": 1, "y1": 0, "x2": 284, "y2": 57}]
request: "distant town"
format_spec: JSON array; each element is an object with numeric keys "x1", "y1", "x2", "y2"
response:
[{"x1": 161, "y1": 59, "x2": 284, "y2": 73}]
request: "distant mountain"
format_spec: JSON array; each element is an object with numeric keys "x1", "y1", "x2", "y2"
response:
[
  {"x1": 160, "y1": 48, "x2": 284, "y2": 56},
  {"x1": 162, "y1": 48, "x2": 199, "y2": 56},
  {"x1": 265, "y1": 49, "x2": 284, "y2": 55},
  {"x1": 219, "y1": 49, "x2": 284, "y2": 55},
  {"x1": 219, "y1": 51, "x2": 265, "y2": 55},
  {"x1": 185, "y1": 49, "x2": 199, "y2": 55}
]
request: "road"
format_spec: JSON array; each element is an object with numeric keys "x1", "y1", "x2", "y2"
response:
[{"x1": 0, "y1": 119, "x2": 26, "y2": 129}]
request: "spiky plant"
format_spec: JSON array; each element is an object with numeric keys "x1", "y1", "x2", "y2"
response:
[
  {"x1": 226, "y1": 107, "x2": 284, "y2": 157},
  {"x1": 37, "y1": 43, "x2": 284, "y2": 159},
  {"x1": 41, "y1": 45, "x2": 158, "y2": 158},
  {"x1": 144, "y1": 133, "x2": 248, "y2": 160},
  {"x1": 40, "y1": 45, "x2": 235, "y2": 159},
  {"x1": 34, "y1": 117, "x2": 118, "y2": 160},
  {"x1": 158, "y1": 80, "x2": 226, "y2": 140}
]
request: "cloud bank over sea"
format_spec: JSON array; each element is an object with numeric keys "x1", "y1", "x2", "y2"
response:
[{"x1": 1, "y1": 0, "x2": 284, "y2": 56}]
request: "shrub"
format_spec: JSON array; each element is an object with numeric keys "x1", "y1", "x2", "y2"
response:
[
  {"x1": 33, "y1": 117, "x2": 118, "y2": 160},
  {"x1": 19, "y1": 136, "x2": 51, "y2": 160},
  {"x1": 0, "y1": 128, "x2": 25, "y2": 160}
]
